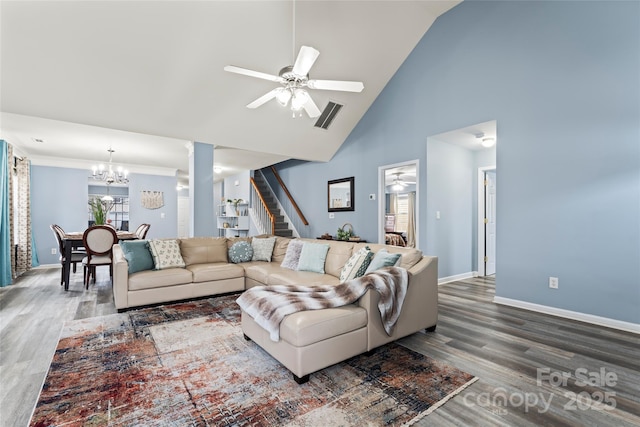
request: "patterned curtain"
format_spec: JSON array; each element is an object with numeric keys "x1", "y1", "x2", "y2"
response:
[{"x1": 13, "y1": 155, "x2": 33, "y2": 275}]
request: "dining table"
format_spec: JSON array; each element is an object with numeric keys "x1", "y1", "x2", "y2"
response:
[{"x1": 61, "y1": 230, "x2": 138, "y2": 291}]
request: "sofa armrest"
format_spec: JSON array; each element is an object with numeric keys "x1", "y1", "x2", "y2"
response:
[
  {"x1": 112, "y1": 244, "x2": 129, "y2": 309},
  {"x1": 358, "y1": 256, "x2": 438, "y2": 350}
]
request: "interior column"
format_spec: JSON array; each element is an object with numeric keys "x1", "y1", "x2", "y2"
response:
[{"x1": 187, "y1": 142, "x2": 215, "y2": 237}]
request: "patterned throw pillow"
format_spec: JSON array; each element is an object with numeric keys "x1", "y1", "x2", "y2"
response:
[
  {"x1": 148, "y1": 239, "x2": 186, "y2": 270},
  {"x1": 280, "y1": 239, "x2": 305, "y2": 270},
  {"x1": 297, "y1": 242, "x2": 330, "y2": 274},
  {"x1": 228, "y1": 241, "x2": 253, "y2": 264},
  {"x1": 364, "y1": 249, "x2": 402, "y2": 274},
  {"x1": 251, "y1": 237, "x2": 277, "y2": 262},
  {"x1": 340, "y1": 246, "x2": 374, "y2": 282}
]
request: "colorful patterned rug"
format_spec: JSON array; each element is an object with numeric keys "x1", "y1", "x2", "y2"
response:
[{"x1": 30, "y1": 295, "x2": 476, "y2": 426}]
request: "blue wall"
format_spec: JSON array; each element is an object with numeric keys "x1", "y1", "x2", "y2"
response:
[
  {"x1": 265, "y1": 1, "x2": 640, "y2": 324},
  {"x1": 31, "y1": 166, "x2": 178, "y2": 264},
  {"x1": 31, "y1": 166, "x2": 89, "y2": 265}
]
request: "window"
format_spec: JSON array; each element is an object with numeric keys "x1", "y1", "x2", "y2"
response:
[{"x1": 395, "y1": 194, "x2": 409, "y2": 233}]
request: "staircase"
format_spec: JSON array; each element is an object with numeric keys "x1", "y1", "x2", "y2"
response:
[{"x1": 252, "y1": 173, "x2": 294, "y2": 237}]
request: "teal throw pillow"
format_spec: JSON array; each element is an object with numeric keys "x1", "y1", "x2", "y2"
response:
[
  {"x1": 365, "y1": 249, "x2": 402, "y2": 274},
  {"x1": 297, "y1": 242, "x2": 330, "y2": 274},
  {"x1": 229, "y1": 241, "x2": 253, "y2": 263},
  {"x1": 120, "y1": 240, "x2": 154, "y2": 274}
]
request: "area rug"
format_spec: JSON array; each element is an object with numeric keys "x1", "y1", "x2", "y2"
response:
[{"x1": 30, "y1": 295, "x2": 477, "y2": 426}]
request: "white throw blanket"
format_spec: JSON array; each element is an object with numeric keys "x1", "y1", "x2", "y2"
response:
[{"x1": 236, "y1": 267, "x2": 408, "y2": 342}]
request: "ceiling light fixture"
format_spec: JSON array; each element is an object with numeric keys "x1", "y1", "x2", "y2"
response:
[
  {"x1": 91, "y1": 147, "x2": 129, "y2": 185},
  {"x1": 475, "y1": 132, "x2": 496, "y2": 148},
  {"x1": 214, "y1": 166, "x2": 223, "y2": 174},
  {"x1": 481, "y1": 137, "x2": 496, "y2": 147}
]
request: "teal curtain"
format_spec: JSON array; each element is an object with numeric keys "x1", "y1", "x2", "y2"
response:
[{"x1": 0, "y1": 140, "x2": 12, "y2": 286}]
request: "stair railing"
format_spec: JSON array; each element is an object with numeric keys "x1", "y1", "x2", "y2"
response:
[
  {"x1": 270, "y1": 166, "x2": 309, "y2": 226},
  {"x1": 250, "y1": 177, "x2": 275, "y2": 235}
]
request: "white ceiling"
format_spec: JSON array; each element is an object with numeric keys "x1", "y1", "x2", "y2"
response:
[{"x1": 0, "y1": 1, "x2": 460, "y2": 183}]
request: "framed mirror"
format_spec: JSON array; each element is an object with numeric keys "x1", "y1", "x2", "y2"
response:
[{"x1": 328, "y1": 177, "x2": 354, "y2": 212}]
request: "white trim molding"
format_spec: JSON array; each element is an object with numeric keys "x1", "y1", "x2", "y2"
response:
[
  {"x1": 494, "y1": 296, "x2": 640, "y2": 335},
  {"x1": 438, "y1": 272, "x2": 476, "y2": 285}
]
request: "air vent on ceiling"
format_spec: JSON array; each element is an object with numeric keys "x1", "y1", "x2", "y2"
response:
[{"x1": 314, "y1": 101, "x2": 343, "y2": 130}]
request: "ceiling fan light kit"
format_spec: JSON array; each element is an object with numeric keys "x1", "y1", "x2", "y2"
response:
[{"x1": 224, "y1": 45, "x2": 364, "y2": 119}]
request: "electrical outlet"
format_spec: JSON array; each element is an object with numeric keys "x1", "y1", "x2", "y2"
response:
[
  {"x1": 549, "y1": 277, "x2": 559, "y2": 289},
  {"x1": 329, "y1": 213, "x2": 335, "y2": 219},
  {"x1": 51, "y1": 248, "x2": 57, "y2": 255},
  {"x1": 369, "y1": 194, "x2": 376, "y2": 200}
]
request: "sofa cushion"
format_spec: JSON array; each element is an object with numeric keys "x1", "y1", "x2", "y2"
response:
[
  {"x1": 280, "y1": 239, "x2": 304, "y2": 270},
  {"x1": 297, "y1": 242, "x2": 330, "y2": 274},
  {"x1": 187, "y1": 263, "x2": 246, "y2": 283},
  {"x1": 319, "y1": 240, "x2": 355, "y2": 278},
  {"x1": 339, "y1": 246, "x2": 373, "y2": 282},
  {"x1": 128, "y1": 268, "x2": 193, "y2": 291},
  {"x1": 120, "y1": 240, "x2": 154, "y2": 274},
  {"x1": 148, "y1": 239, "x2": 186, "y2": 270},
  {"x1": 365, "y1": 249, "x2": 402, "y2": 274},
  {"x1": 280, "y1": 305, "x2": 367, "y2": 347},
  {"x1": 228, "y1": 241, "x2": 253, "y2": 263},
  {"x1": 243, "y1": 262, "x2": 291, "y2": 284},
  {"x1": 267, "y1": 270, "x2": 341, "y2": 287},
  {"x1": 271, "y1": 237, "x2": 292, "y2": 263},
  {"x1": 179, "y1": 237, "x2": 228, "y2": 266},
  {"x1": 251, "y1": 237, "x2": 277, "y2": 262}
]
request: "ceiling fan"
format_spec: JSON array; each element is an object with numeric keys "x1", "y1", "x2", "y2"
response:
[
  {"x1": 389, "y1": 172, "x2": 416, "y2": 189},
  {"x1": 224, "y1": 45, "x2": 364, "y2": 118}
]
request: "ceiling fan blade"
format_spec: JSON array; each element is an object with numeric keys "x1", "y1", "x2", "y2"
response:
[
  {"x1": 307, "y1": 79, "x2": 364, "y2": 92},
  {"x1": 246, "y1": 88, "x2": 279, "y2": 109},
  {"x1": 224, "y1": 65, "x2": 284, "y2": 83},
  {"x1": 302, "y1": 96, "x2": 321, "y2": 118},
  {"x1": 292, "y1": 46, "x2": 320, "y2": 77}
]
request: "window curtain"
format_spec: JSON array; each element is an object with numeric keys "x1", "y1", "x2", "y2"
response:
[
  {"x1": 0, "y1": 140, "x2": 12, "y2": 286},
  {"x1": 14, "y1": 155, "x2": 34, "y2": 275},
  {"x1": 406, "y1": 192, "x2": 416, "y2": 248},
  {"x1": 388, "y1": 193, "x2": 398, "y2": 215}
]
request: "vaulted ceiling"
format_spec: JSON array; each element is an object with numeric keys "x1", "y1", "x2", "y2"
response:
[{"x1": 0, "y1": 1, "x2": 460, "y2": 182}]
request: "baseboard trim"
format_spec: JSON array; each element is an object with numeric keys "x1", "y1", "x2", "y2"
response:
[
  {"x1": 438, "y1": 272, "x2": 475, "y2": 285},
  {"x1": 493, "y1": 296, "x2": 640, "y2": 334}
]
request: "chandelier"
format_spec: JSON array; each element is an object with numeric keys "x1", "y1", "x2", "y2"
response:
[{"x1": 91, "y1": 147, "x2": 129, "y2": 185}]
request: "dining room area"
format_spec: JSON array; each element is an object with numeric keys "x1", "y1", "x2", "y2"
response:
[{"x1": 50, "y1": 222, "x2": 149, "y2": 291}]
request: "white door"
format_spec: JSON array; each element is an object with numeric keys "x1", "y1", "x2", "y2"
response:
[
  {"x1": 485, "y1": 171, "x2": 497, "y2": 276},
  {"x1": 177, "y1": 196, "x2": 190, "y2": 238}
]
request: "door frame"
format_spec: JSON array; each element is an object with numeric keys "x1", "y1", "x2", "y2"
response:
[
  {"x1": 378, "y1": 159, "x2": 419, "y2": 248},
  {"x1": 477, "y1": 165, "x2": 496, "y2": 276}
]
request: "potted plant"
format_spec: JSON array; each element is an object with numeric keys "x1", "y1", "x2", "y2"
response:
[
  {"x1": 89, "y1": 197, "x2": 106, "y2": 225},
  {"x1": 226, "y1": 198, "x2": 243, "y2": 216}
]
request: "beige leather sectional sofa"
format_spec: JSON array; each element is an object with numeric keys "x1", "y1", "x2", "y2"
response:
[{"x1": 112, "y1": 236, "x2": 438, "y2": 383}]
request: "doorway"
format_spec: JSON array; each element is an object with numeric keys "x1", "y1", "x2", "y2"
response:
[
  {"x1": 378, "y1": 160, "x2": 419, "y2": 248},
  {"x1": 478, "y1": 167, "x2": 496, "y2": 276}
]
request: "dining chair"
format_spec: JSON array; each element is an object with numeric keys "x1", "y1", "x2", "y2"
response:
[
  {"x1": 82, "y1": 225, "x2": 118, "y2": 289},
  {"x1": 134, "y1": 223, "x2": 151, "y2": 239},
  {"x1": 50, "y1": 224, "x2": 86, "y2": 286}
]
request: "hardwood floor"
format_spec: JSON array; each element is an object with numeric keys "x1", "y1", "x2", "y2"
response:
[{"x1": 1, "y1": 269, "x2": 638, "y2": 427}]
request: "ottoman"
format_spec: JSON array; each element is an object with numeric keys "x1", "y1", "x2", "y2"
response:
[{"x1": 241, "y1": 304, "x2": 368, "y2": 384}]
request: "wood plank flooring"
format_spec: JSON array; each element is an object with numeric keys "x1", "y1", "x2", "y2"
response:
[{"x1": 1, "y1": 269, "x2": 638, "y2": 427}]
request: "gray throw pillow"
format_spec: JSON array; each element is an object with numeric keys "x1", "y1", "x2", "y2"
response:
[
  {"x1": 251, "y1": 237, "x2": 277, "y2": 262},
  {"x1": 280, "y1": 239, "x2": 305, "y2": 270}
]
